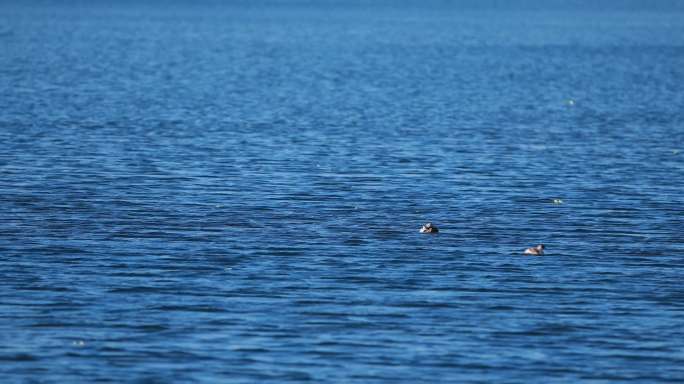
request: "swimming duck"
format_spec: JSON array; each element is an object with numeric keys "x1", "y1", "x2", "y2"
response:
[
  {"x1": 524, "y1": 244, "x2": 545, "y2": 255},
  {"x1": 419, "y1": 222, "x2": 439, "y2": 233}
]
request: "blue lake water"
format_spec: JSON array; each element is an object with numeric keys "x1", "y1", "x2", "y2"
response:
[{"x1": 1, "y1": 1, "x2": 684, "y2": 382}]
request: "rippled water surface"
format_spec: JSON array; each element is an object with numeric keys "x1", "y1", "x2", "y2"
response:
[{"x1": 2, "y1": 1, "x2": 684, "y2": 382}]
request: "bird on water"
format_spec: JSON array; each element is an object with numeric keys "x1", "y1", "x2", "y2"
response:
[
  {"x1": 419, "y1": 223, "x2": 439, "y2": 233},
  {"x1": 524, "y1": 244, "x2": 545, "y2": 255}
]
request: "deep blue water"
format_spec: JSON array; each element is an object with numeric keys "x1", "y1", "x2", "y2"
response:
[{"x1": 2, "y1": 1, "x2": 684, "y2": 382}]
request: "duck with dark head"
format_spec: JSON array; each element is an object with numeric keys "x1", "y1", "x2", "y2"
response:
[
  {"x1": 524, "y1": 244, "x2": 545, "y2": 255},
  {"x1": 419, "y1": 222, "x2": 439, "y2": 233}
]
